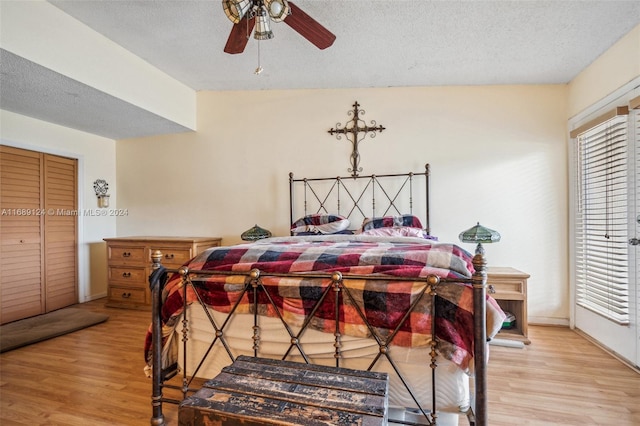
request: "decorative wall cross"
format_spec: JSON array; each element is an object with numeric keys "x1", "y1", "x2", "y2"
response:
[{"x1": 328, "y1": 101, "x2": 386, "y2": 177}]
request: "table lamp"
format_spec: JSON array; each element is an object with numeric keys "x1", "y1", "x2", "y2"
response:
[
  {"x1": 241, "y1": 224, "x2": 272, "y2": 241},
  {"x1": 458, "y1": 222, "x2": 501, "y2": 255}
]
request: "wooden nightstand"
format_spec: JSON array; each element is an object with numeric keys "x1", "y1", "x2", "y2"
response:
[{"x1": 487, "y1": 267, "x2": 531, "y2": 344}]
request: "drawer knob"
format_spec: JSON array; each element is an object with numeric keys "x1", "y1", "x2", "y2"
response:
[
  {"x1": 121, "y1": 292, "x2": 131, "y2": 299},
  {"x1": 164, "y1": 253, "x2": 175, "y2": 260},
  {"x1": 488, "y1": 284, "x2": 496, "y2": 294},
  {"x1": 122, "y1": 272, "x2": 131, "y2": 278},
  {"x1": 122, "y1": 252, "x2": 131, "y2": 258}
]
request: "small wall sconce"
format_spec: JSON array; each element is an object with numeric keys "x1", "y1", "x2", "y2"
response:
[{"x1": 93, "y1": 179, "x2": 110, "y2": 208}]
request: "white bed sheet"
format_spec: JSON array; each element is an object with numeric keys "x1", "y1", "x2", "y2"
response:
[{"x1": 176, "y1": 304, "x2": 471, "y2": 414}]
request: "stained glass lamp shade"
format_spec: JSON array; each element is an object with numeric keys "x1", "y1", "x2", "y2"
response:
[
  {"x1": 241, "y1": 224, "x2": 273, "y2": 241},
  {"x1": 459, "y1": 222, "x2": 501, "y2": 254}
]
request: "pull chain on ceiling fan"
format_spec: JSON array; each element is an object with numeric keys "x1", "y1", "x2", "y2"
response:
[{"x1": 222, "y1": 0, "x2": 336, "y2": 54}]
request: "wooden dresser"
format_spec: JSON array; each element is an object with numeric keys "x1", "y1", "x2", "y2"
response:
[{"x1": 103, "y1": 236, "x2": 221, "y2": 309}]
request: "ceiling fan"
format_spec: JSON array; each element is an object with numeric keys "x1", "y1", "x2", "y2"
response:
[{"x1": 222, "y1": 0, "x2": 336, "y2": 54}]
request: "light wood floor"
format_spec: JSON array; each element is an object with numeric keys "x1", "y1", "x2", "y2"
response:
[{"x1": 1, "y1": 299, "x2": 639, "y2": 425}]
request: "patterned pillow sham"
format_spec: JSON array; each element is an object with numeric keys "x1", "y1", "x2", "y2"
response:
[
  {"x1": 360, "y1": 226, "x2": 437, "y2": 240},
  {"x1": 294, "y1": 229, "x2": 355, "y2": 236},
  {"x1": 291, "y1": 214, "x2": 351, "y2": 235},
  {"x1": 361, "y1": 214, "x2": 423, "y2": 232}
]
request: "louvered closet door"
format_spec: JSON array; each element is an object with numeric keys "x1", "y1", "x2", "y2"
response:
[
  {"x1": 0, "y1": 146, "x2": 45, "y2": 323},
  {"x1": 43, "y1": 154, "x2": 77, "y2": 312},
  {"x1": 0, "y1": 146, "x2": 78, "y2": 324}
]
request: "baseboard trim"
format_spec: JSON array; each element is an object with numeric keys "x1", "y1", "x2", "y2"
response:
[
  {"x1": 573, "y1": 328, "x2": 640, "y2": 374},
  {"x1": 528, "y1": 316, "x2": 570, "y2": 327},
  {"x1": 81, "y1": 292, "x2": 107, "y2": 303}
]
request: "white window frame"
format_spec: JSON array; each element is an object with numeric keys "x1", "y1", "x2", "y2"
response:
[
  {"x1": 572, "y1": 110, "x2": 630, "y2": 324},
  {"x1": 568, "y1": 78, "x2": 640, "y2": 330}
]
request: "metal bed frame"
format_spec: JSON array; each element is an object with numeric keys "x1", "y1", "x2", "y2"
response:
[
  {"x1": 148, "y1": 166, "x2": 490, "y2": 426},
  {"x1": 289, "y1": 164, "x2": 431, "y2": 235},
  {"x1": 148, "y1": 254, "x2": 489, "y2": 426}
]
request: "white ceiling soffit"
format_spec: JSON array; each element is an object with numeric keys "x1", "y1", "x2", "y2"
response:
[{"x1": 0, "y1": 49, "x2": 192, "y2": 140}]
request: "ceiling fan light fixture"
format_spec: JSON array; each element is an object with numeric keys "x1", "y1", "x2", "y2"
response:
[
  {"x1": 254, "y1": 8, "x2": 274, "y2": 40},
  {"x1": 264, "y1": 0, "x2": 290, "y2": 22},
  {"x1": 222, "y1": 0, "x2": 335, "y2": 54},
  {"x1": 223, "y1": 0, "x2": 253, "y2": 24}
]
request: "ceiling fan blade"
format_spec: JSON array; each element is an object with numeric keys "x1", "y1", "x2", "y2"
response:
[
  {"x1": 224, "y1": 14, "x2": 256, "y2": 54},
  {"x1": 285, "y1": 1, "x2": 336, "y2": 50}
]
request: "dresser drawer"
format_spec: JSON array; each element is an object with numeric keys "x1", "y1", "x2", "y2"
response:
[
  {"x1": 150, "y1": 247, "x2": 194, "y2": 266},
  {"x1": 108, "y1": 246, "x2": 145, "y2": 264},
  {"x1": 108, "y1": 266, "x2": 147, "y2": 286},
  {"x1": 108, "y1": 285, "x2": 147, "y2": 305}
]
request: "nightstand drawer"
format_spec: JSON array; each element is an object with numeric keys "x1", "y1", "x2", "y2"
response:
[{"x1": 488, "y1": 281, "x2": 524, "y2": 299}]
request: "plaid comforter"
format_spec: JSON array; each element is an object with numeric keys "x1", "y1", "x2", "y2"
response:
[{"x1": 145, "y1": 235, "x2": 505, "y2": 371}]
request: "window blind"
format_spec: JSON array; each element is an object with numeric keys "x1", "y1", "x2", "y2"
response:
[{"x1": 573, "y1": 109, "x2": 630, "y2": 325}]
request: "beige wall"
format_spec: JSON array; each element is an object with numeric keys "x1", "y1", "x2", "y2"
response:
[
  {"x1": 568, "y1": 24, "x2": 640, "y2": 118},
  {"x1": 3, "y1": 23, "x2": 635, "y2": 323},
  {"x1": 0, "y1": 110, "x2": 117, "y2": 302},
  {"x1": 117, "y1": 85, "x2": 569, "y2": 323}
]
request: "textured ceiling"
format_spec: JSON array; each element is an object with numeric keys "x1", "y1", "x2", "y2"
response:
[
  {"x1": 49, "y1": 0, "x2": 640, "y2": 90},
  {"x1": 1, "y1": 0, "x2": 639, "y2": 139}
]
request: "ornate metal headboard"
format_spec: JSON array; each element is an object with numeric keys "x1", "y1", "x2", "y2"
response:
[{"x1": 289, "y1": 164, "x2": 431, "y2": 235}]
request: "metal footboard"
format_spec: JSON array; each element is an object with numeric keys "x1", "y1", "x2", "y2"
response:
[{"x1": 149, "y1": 250, "x2": 488, "y2": 426}]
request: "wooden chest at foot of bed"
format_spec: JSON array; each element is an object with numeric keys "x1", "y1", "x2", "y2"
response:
[{"x1": 178, "y1": 355, "x2": 389, "y2": 426}]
